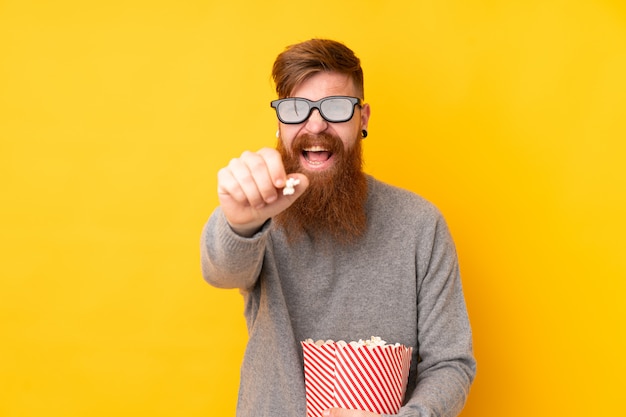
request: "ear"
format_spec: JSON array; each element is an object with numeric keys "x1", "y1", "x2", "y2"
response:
[{"x1": 360, "y1": 102, "x2": 371, "y2": 131}]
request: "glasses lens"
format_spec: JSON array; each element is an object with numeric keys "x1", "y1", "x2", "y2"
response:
[
  {"x1": 277, "y1": 99, "x2": 310, "y2": 123},
  {"x1": 320, "y1": 98, "x2": 354, "y2": 122}
]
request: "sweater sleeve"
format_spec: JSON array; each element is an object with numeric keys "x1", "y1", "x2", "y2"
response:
[
  {"x1": 392, "y1": 214, "x2": 476, "y2": 417},
  {"x1": 200, "y1": 207, "x2": 270, "y2": 290}
]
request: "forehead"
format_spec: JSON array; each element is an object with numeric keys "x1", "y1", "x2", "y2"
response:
[{"x1": 291, "y1": 72, "x2": 357, "y2": 100}]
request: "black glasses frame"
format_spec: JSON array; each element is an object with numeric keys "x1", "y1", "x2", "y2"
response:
[{"x1": 270, "y1": 96, "x2": 362, "y2": 124}]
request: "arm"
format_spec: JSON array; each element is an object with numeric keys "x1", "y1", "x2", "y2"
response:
[
  {"x1": 200, "y1": 147, "x2": 309, "y2": 289},
  {"x1": 397, "y1": 216, "x2": 476, "y2": 417},
  {"x1": 200, "y1": 207, "x2": 269, "y2": 289}
]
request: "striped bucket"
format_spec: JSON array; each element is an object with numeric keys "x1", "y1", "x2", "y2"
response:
[{"x1": 301, "y1": 340, "x2": 412, "y2": 417}]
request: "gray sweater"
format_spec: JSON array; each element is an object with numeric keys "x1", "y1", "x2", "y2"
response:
[{"x1": 201, "y1": 176, "x2": 476, "y2": 417}]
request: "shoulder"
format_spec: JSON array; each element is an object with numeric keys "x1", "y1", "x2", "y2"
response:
[
  {"x1": 367, "y1": 175, "x2": 443, "y2": 223},
  {"x1": 365, "y1": 176, "x2": 458, "y2": 259}
]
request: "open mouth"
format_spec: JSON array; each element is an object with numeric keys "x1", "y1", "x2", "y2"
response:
[{"x1": 302, "y1": 145, "x2": 333, "y2": 167}]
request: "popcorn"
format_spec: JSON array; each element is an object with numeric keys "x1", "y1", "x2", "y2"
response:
[
  {"x1": 301, "y1": 336, "x2": 413, "y2": 417},
  {"x1": 283, "y1": 177, "x2": 300, "y2": 195},
  {"x1": 303, "y1": 336, "x2": 399, "y2": 348}
]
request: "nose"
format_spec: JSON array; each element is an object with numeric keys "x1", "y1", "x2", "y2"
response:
[{"x1": 304, "y1": 109, "x2": 328, "y2": 134}]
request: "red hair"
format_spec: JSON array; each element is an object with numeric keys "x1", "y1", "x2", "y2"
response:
[{"x1": 272, "y1": 39, "x2": 364, "y2": 99}]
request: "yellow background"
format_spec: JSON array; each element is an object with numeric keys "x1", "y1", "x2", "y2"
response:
[{"x1": 1, "y1": 1, "x2": 625, "y2": 416}]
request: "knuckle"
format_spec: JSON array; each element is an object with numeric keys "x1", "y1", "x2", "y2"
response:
[{"x1": 247, "y1": 156, "x2": 266, "y2": 172}]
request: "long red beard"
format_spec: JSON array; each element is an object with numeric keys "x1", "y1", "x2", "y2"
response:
[{"x1": 275, "y1": 132, "x2": 368, "y2": 245}]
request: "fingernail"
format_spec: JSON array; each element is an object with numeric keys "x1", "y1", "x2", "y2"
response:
[{"x1": 322, "y1": 410, "x2": 330, "y2": 417}]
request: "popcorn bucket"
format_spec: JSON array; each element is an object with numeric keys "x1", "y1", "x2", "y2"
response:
[{"x1": 301, "y1": 338, "x2": 412, "y2": 417}]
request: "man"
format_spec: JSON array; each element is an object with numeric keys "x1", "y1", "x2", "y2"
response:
[{"x1": 201, "y1": 38, "x2": 476, "y2": 417}]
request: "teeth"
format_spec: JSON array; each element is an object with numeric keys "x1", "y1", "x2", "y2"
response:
[{"x1": 304, "y1": 146, "x2": 328, "y2": 152}]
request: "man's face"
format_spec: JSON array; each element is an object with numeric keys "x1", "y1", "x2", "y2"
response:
[
  {"x1": 277, "y1": 71, "x2": 370, "y2": 173},
  {"x1": 274, "y1": 71, "x2": 371, "y2": 244}
]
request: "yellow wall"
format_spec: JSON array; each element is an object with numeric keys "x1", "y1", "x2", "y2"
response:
[{"x1": 1, "y1": 1, "x2": 624, "y2": 416}]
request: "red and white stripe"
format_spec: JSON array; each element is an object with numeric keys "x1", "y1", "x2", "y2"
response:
[
  {"x1": 301, "y1": 341, "x2": 412, "y2": 417},
  {"x1": 301, "y1": 342, "x2": 338, "y2": 417}
]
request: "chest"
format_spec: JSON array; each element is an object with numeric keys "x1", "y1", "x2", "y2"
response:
[{"x1": 270, "y1": 235, "x2": 419, "y2": 347}]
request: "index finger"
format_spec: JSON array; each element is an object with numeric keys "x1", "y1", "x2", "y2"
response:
[{"x1": 257, "y1": 147, "x2": 287, "y2": 188}]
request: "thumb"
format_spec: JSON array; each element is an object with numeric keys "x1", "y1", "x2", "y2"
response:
[{"x1": 252, "y1": 173, "x2": 308, "y2": 220}]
